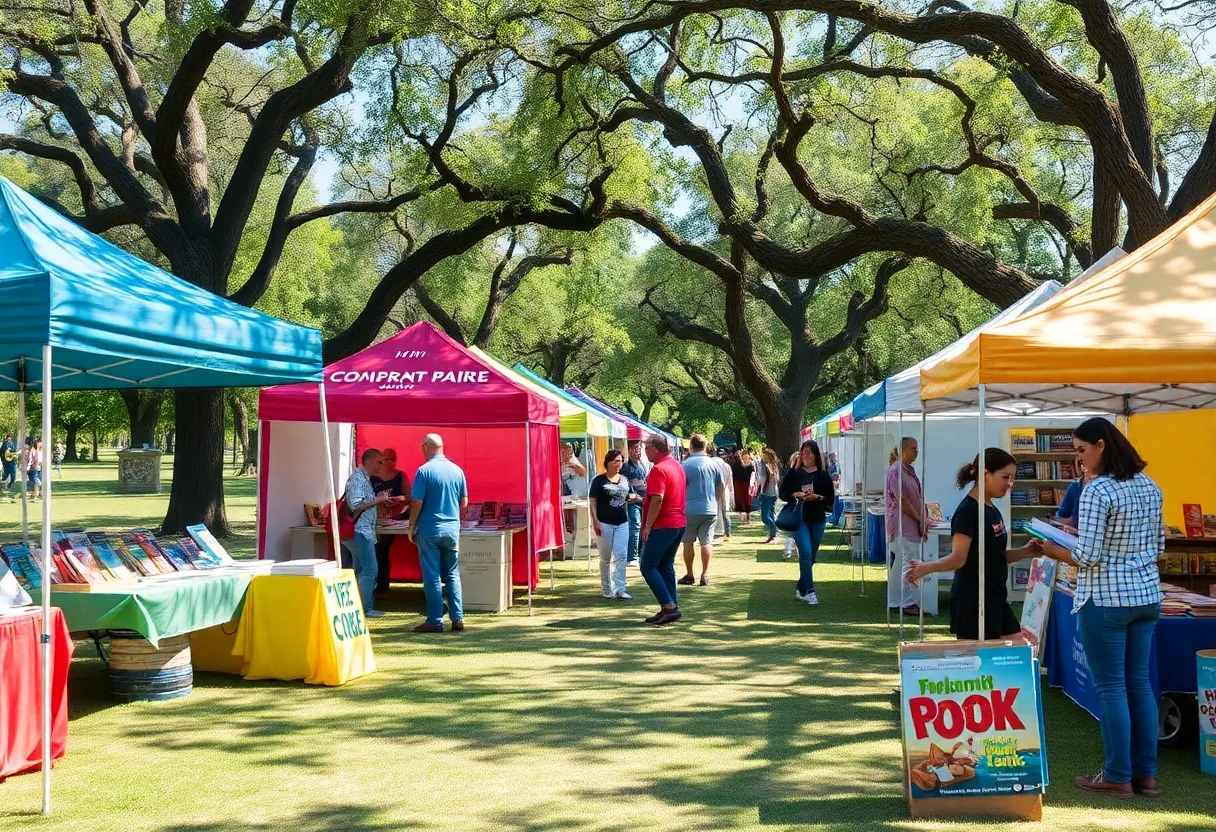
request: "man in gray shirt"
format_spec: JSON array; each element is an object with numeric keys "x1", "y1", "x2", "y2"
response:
[{"x1": 681, "y1": 434, "x2": 725, "y2": 587}]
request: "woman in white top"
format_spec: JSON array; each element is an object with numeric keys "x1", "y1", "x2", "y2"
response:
[{"x1": 1039, "y1": 418, "x2": 1163, "y2": 799}]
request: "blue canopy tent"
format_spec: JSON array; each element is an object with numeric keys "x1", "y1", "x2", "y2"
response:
[{"x1": 0, "y1": 176, "x2": 324, "y2": 814}]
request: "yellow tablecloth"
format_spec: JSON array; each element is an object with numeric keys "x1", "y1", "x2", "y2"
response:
[{"x1": 191, "y1": 570, "x2": 375, "y2": 686}]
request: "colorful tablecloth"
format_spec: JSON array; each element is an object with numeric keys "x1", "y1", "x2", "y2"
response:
[
  {"x1": 192, "y1": 571, "x2": 375, "y2": 686},
  {"x1": 32, "y1": 572, "x2": 253, "y2": 646},
  {"x1": 0, "y1": 608, "x2": 72, "y2": 780}
]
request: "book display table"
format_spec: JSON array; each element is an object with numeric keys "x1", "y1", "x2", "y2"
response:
[
  {"x1": 1044, "y1": 584, "x2": 1216, "y2": 717},
  {"x1": 32, "y1": 571, "x2": 254, "y2": 646},
  {"x1": 0, "y1": 608, "x2": 72, "y2": 780},
  {"x1": 192, "y1": 571, "x2": 375, "y2": 686}
]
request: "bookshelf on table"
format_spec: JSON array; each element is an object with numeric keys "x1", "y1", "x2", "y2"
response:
[{"x1": 1160, "y1": 537, "x2": 1216, "y2": 594}]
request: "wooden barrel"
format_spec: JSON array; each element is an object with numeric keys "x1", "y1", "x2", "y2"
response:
[{"x1": 109, "y1": 631, "x2": 193, "y2": 702}]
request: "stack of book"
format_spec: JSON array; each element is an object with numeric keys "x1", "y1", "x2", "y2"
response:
[
  {"x1": 478, "y1": 502, "x2": 505, "y2": 530},
  {"x1": 502, "y1": 503, "x2": 527, "y2": 527},
  {"x1": 461, "y1": 503, "x2": 484, "y2": 530},
  {"x1": 0, "y1": 543, "x2": 48, "y2": 591}
]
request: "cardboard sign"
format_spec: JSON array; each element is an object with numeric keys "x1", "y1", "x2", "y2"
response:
[
  {"x1": 901, "y1": 642, "x2": 1047, "y2": 809},
  {"x1": 318, "y1": 572, "x2": 377, "y2": 685},
  {"x1": 1019, "y1": 558, "x2": 1058, "y2": 657}
]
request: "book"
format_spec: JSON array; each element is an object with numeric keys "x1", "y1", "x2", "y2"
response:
[
  {"x1": 1184, "y1": 504, "x2": 1204, "y2": 538},
  {"x1": 1205, "y1": 515, "x2": 1216, "y2": 537},
  {"x1": 502, "y1": 503, "x2": 528, "y2": 526},
  {"x1": 1028, "y1": 517, "x2": 1078, "y2": 550},
  {"x1": 158, "y1": 541, "x2": 195, "y2": 571},
  {"x1": 1015, "y1": 462, "x2": 1036, "y2": 480},
  {"x1": 464, "y1": 503, "x2": 484, "y2": 524},
  {"x1": 1018, "y1": 557, "x2": 1058, "y2": 657},
  {"x1": 125, "y1": 533, "x2": 175, "y2": 573},
  {"x1": 0, "y1": 558, "x2": 32, "y2": 608},
  {"x1": 176, "y1": 536, "x2": 213, "y2": 568},
  {"x1": 1009, "y1": 429, "x2": 1036, "y2": 453},
  {"x1": 925, "y1": 503, "x2": 945, "y2": 525},
  {"x1": 269, "y1": 559, "x2": 338, "y2": 576},
  {"x1": 1059, "y1": 461, "x2": 1076, "y2": 480},
  {"x1": 113, "y1": 538, "x2": 157, "y2": 577},
  {"x1": 304, "y1": 503, "x2": 328, "y2": 527},
  {"x1": 186, "y1": 524, "x2": 236, "y2": 566},
  {"x1": 65, "y1": 534, "x2": 114, "y2": 582},
  {"x1": 85, "y1": 532, "x2": 135, "y2": 580},
  {"x1": 1, "y1": 544, "x2": 41, "y2": 590},
  {"x1": 1048, "y1": 433, "x2": 1073, "y2": 452}
]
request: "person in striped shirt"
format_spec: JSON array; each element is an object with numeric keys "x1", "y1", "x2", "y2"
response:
[{"x1": 1040, "y1": 418, "x2": 1164, "y2": 799}]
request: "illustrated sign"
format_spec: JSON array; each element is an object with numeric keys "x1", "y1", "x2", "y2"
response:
[
  {"x1": 901, "y1": 644, "x2": 1046, "y2": 798},
  {"x1": 1018, "y1": 557, "x2": 1058, "y2": 657},
  {"x1": 1200, "y1": 650, "x2": 1216, "y2": 776}
]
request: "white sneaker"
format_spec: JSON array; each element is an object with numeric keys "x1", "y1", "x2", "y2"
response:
[
  {"x1": 782, "y1": 551, "x2": 793, "y2": 560},
  {"x1": 795, "y1": 590, "x2": 807, "y2": 601},
  {"x1": 615, "y1": 591, "x2": 632, "y2": 600},
  {"x1": 602, "y1": 590, "x2": 615, "y2": 598},
  {"x1": 804, "y1": 592, "x2": 819, "y2": 606}
]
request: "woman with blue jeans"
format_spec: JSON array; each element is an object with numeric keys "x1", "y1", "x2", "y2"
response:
[
  {"x1": 756, "y1": 448, "x2": 782, "y2": 542},
  {"x1": 1040, "y1": 418, "x2": 1164, "y2": 799},
  {"x1": 778, "y1": 439, "x2": 835, "y2": 606}
]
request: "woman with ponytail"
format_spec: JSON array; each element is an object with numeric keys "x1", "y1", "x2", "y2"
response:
[{"x1": 908, "y1": 448, "x2": 1041, "y2": 640}]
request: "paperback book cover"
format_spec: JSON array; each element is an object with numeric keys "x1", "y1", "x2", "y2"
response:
[
  {"x1": 113, "y1": 538, "x2": 157, "y2": 576},
  {"x1": 125, "y1": 533, "x2": 175, "y2": 573},
  {"x1": 65, "y1": 534, "x2": 114, "y2": 582},
  {"x1": 2, "y1": 544, "x2": 41, "y2": 590},
  {"x1": 1019, "y1": 558, "x2": 1058, "y2": 657},
  {"x1": 186, "y1": 524, "x2": 235, "y2": 566},
  {"x1": 1059, "y1": 461, "x2": 1076, "y2": 480},
  {"x1": 177, "y1": 536, "x2": 220, "y2": 569},
  {"x1": 925, "y1": 503, "x2": 946, "y2": 526},
  {"x1": 86, "y1": 532, "x2": 135, "y2": 580},
  {"x1": 1009, "y1": 429, "x2": 1036, "y2": 454},
  {"x1": 158, "y1": 541, "x2": 195, "y2": 571},
  {"x1": 1015, "y1": 462, "x2": 1036, "y2": 480},
  {"x1": 1205, "y1": 515, "x2": 1216, "y2": 538},
  {"x1": 0, "y1": 558, "x2": 32, "y2": 608},
  {"x1": 1184, "y1": 504, "x2": 1205, "y2": 539},
  {"x1": 503, "y1": 503, "x2": 528, "y2": 526}
]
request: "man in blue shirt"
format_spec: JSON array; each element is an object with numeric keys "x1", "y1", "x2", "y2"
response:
[
  {"x1": 408, "y1": 433, "x2": 469, "y2": 633},
  {"x1": 681, "y1": 434, "x2": 726, "y2": 587},
  {"x1": 621, "y1": 441, "x2": 652, "y2": 564}
]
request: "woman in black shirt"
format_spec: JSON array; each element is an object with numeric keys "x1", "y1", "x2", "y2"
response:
[
  {"x1": 370, "y1": 447, "x2": 409, "y2": 595},
  {"x1": 779, "y1": 439, "x2": 836, "y2": 607},
  {"x1": 589, "y1": 449, "x2": 639, "y2": 600},
  {"x1": 908, "y1": 448, "x2": 1041, "y2": 640}
]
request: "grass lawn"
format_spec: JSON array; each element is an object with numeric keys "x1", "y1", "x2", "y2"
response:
[{"x1": 1, "y1": 460, "x2": 1213, "y2": 831}]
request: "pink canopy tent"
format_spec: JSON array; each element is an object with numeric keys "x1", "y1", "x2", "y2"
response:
[{"x1": 257, "y1": 322, "x2": 562, "y2": 588}]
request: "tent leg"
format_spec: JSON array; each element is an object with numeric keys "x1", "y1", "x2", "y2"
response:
[
  {"x1": 919, "y1": 409, "x2": 927, "y2": 642},
  {"x1": 318, "y1": 383, "x2": 342, "y2": 566},
  {"x1": 525, "y1": 426, "x2": 534, "y2": 616},
  {"x1": 40, "y1": 345, "x2": 52, "y2": 816},
  {"x1": 882, "y1": 412, "x2": 888, "y2": 624},
  {"x1": 859, "y1": 422, "x2": 867, "y2": 598},
  {"x1": 978, "y1": 384, "x2": 987, "y2": 642},
  {"x1": 586, "y1": 434, "x2": 593, "y2": 576},
  {"x1": 897, "y1": 411, "x2": 904, "y2": 643},
  {"x1": 17, "y1": 362, "x2": 28, "y2": 551}
]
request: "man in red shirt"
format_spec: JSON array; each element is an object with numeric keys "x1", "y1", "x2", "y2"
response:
[{"x1": 639, "y1": 434, "x2": 687, "y2": 625}]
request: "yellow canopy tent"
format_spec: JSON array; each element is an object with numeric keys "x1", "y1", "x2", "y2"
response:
[
  {"x1": 918, "y1": 188, "x2": 1216, "y2": 640},
  {"x1": 921, "y1": 189, "x2": 1216, "y2": 413}
]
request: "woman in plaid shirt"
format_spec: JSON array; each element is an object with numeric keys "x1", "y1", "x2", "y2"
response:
[{"x1": 1040, "y1": 418, "x2": 1163, "y2": 799}]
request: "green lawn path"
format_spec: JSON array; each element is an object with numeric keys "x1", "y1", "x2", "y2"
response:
[{"x1": 0, "y1": 457, "x2": 1212, "y2": 831}]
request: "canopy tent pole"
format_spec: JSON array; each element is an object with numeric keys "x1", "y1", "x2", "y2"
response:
[
  {"x1": 919, "y1": 408, "x2": 927, "y2": 642},
  {"x1": 897, "y1": 410, "x2": 904, "y2": 641},
  {"x1": 318, "y1": 383, "x2": 342, "y2": 567},
  {"x1": 525, "y1": 426, "x2": 533, "y2": 616},
  {"x1": 586, "y1": 432, "x2": 593, "y2": 576},
  {"x1": 40, "y1": 345, "x2": 52, "y2": 815},
  {"x1": 859, "y1": 418, "x2": 868, "y2": 597},
  {"x1": 977, "y1": 384, "x2": 987, "y2": 642},
  {"x1": 17, "y1": 359, "x2": 28, "y2": 551},
  {"x1": 882, "y1": 411, "x2": 890, "y2": 628}
]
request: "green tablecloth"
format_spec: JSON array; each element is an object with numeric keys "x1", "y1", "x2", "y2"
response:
[{"x1": 31, "y1": 572, "x2": 253, "y2": 646}]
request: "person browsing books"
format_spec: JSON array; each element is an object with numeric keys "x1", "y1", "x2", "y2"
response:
[
  {"x1": 590, "y1": 449, "x2": 639, "y2": 600},
  {"x1": 907, "y1": 448, "x2": 1041, "y2": 640},
  {"x1": 886, "y1": 437, "x2": 929, "y2": 617},
  {"x1": 1054, "y1": 459, "x2": 1095, "y2": 529},
  {"x1": 638, "y1": 434, "x2": 687, "y2": 626},
  {"x1": 369, "y1": 447, "x2": 409, "y2": 597},
  {"x1": 1036, "y1": 418, "x2": 1164, "y2": 799},
  {"x1": 342, "y1": 448, "x2": 393, "y2": 619},
  {"x1": 408, "y1": 433, "x2": 469, "y2": 633}
]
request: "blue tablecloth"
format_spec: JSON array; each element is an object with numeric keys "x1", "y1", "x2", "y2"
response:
[
  {"x1": 829, "y1": 496, "x2": 844, "y2": 526},
  {"x1": 1044, "y1": 584, "x2": 1216, "y2": 717},
  {"x1": 865, "y1": 510, "x2": 886, "y2": 564}
]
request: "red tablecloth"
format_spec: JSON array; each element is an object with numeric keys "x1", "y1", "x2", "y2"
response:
[{"x1": 0, "y1": 608, "x2": 72, "y2": 781}]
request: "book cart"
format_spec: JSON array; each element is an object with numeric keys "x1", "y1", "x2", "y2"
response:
[
  {"x1": 912, "y1": 189, "x2": 1216, "y2": 818},
  {"x1": 0, "y1": 176, "x2": 326, "y2": 815}
]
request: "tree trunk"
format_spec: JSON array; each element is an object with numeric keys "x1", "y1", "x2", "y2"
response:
[
  {"x1": 762, "y1": 395, "x2": 808, "y2": 463},
  {"x1": 165, "y1": 430, "x2": 175, "y2": 454},
  {"x1": 162, "y1": 389, "x2": 229, "y2": 535},
  {"x1": 120, "y1": 390, "x2": 165, "y2": 449},
  {"x1": 91, "y1": 428, "x2": 98, "y2": 462},
  {"x1": 230, "y1": 396, "x2": 256, "y2": 476},
  {"x1": 64, "y1": 425, "x2": 79, "y2": 461}
]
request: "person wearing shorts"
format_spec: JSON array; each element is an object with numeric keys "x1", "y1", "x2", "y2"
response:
[{"x1": 680, "y1": 434, "x2": 725, "y2": 587}]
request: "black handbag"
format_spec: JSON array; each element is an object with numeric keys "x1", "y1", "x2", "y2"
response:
[{"x1": 775, "y1": 500, "x2": 802, "y2": 532}]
